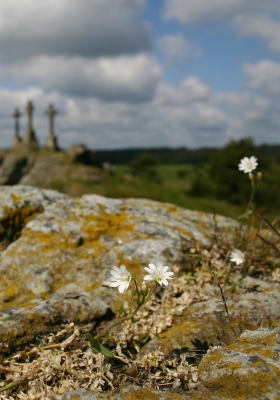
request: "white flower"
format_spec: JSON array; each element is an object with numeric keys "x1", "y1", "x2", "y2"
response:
[
  {"x1": 107, "y1": 265, "x2": 132, "y2": 293},
  {"x1": 144, "y1": 263, "x2": 174, "y2": 286},
  {"x1": 229, "y1": 249, "x2": 245, "y2": 265},
  {"x1": 238, "y1": 156, "x2": 258, "y2": 173}
]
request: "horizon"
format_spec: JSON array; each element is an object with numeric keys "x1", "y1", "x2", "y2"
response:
[
  {"x1": 1, "y1": 1, "x2": 280, "y2": 150},
  {"x1": 2, "y1": 139, "x2": 279, "y2": 153}
]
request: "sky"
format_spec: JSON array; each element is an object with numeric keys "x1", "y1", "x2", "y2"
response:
[{"x1": 1, "y1": 0, "x2": 280, "y2": 150}]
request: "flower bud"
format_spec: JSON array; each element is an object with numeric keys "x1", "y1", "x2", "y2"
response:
[
  {"x1": 248, "y1": 265, "x2": 255, "y2": 275},
  {"x1": 141, "y1": 281, "x2": 148, "y2": 296},
  {"x1": 131, "y1": 287, "x2": 137, "y2": 296},
  {"x1": 248, "y1": 172, "x2": 254, "y2": 181},
  {"x1": 257, "y1": 172, "x2": 262, "y2": 181}
]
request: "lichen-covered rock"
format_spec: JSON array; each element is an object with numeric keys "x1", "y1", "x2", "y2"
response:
[
  {"x1": 1, "y1": 186, "x2": 280, "y2": 399},
  {"x1": 198, "y1": 328, "x2": 280, "y2": 400},
  {"x1": 0, "y1": 185, "x2": 69, "y2": 250},
  {"x1": 141, "y1": 276, "x2": 280, "y2": 357},
  {"x1": 0, "y1": 185, "x2": 235, "y2": 353},
  {"x1": 51, "y1": 384, "x2": 187, "y2": 399}
]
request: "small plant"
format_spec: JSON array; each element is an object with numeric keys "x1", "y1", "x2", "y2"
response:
[
  {"x1": 238, "y1": 155, "x2": 261, "y2": 223},
  {"x1": 229, "y1": 249, "x2": 245, "y2": 266},
  {"x1": 87, "y1": 263, "x2": 174, "y2": 357},
  {"x1": 186, "y1": 153, "x2": 279, "y2": 291},
  {"x1": 1, "y1": 153, "x2": 279, "y2": 396}
]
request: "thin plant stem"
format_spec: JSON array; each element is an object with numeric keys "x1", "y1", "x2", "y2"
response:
[
  {"x1": 211, "y1": 272, "x2": 237, "y2": 338},
  {"x1": 94, "y1": 282, "x2": 158, "y2": 341}
]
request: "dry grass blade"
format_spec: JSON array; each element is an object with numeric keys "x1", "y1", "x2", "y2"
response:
[
  {"x1": 256, "y1": 211, "x2": 280, "y2": 238},
  {"x1": 211, "y1": 272, "x2": 238, "y2": 338},
  {"x1": 0, "y1": 369, "x2": 41, "y2": 392},
  {"x1": 256, "y1": 232, "x2": 280, "y2": 253}
]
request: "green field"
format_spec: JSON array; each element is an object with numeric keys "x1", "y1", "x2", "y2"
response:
[{"x1": 60, "y1": 163, "x2": 244, "y2": 220}]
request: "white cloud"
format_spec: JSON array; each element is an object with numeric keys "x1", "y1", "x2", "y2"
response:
[
  {"x1": 0, "y1": 0, "x2": 151, "y2": 62},
  {"x1": 2, "y1": 76, "x2": 229, "y2": 150},
  {"x1": 163, "y1": 0, "x2": 250, "y2": 24},
  {"x1": 184, "y1": 104, "x2": 227, "y2": 130},
  {"x1": 1, "y1": 0, "x2": 280, "y2": 151},
  {"x1": 4, "y1": 71, "x2": 280, "y2": 150},
  {"x1": 1, "y1": 53, "x2": 162, "y2": 102},
  {"x1": 157, "y1": 34, "x2": 200, "y2": 69},
  {"x1": 155, "y1": 77, "x2": 211, "y2": 106},
  {"x1": 235, "y1": 14, "x2": 280, "y2": 53},
  {"x1": 215, "y1": 90, "x2": 280, "y2": 143},
  {"x1": 163, "y1": 0, "x2": 280, "y2": 53},
  {"x1": 244, "y1": 60, "x2": 280, "y2": 98}
]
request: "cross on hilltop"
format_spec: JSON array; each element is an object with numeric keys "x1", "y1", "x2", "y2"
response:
[{"x1": 11, "y1": 101, "x2": 60, "y2": 151}]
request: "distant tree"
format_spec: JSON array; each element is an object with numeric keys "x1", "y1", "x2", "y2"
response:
[
  {"x1": 177, "y1": 169, "x2": 187, "y2": 178},
  {"x1": 129, "y1": 153, "x2": 161, "y2": 183},
  {"x1": 188, "y1": 165, "x2": 216, "y2": 197},
  {"x1": 208, "y1": 138, "x2": 260, "y2": 204},
  {"x1": 188, "y1": 137, "x2": 280, "y2": 213}
]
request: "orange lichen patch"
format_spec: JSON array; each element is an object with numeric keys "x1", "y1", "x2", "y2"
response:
[
  {"x1": 158, "y1": 316, "x2": 202, "y2": 342},
  {"x1": 11, "y1": 194, "x2": 23, "y2": 203},
  {"x1": 25, "y1": 229, "x2": 82, "y2": 250},
  {"x1": 1, "y1": 291, "x2": 38, "y2": 310},
  {"x1": 171, "y1": 224, "x2": 195, "y2": 239},
  {"x1": 2, "y1": 283, "x2": 20, "y2": 302},
  {"x1": 161, "y1": 203, "x2": 180, "y2": 213},
  {"x1": 201, "y1": 360, "x2": 278, "y2": 399},
  {"x1": 161, "y1": 204, "x2": 215, "y2": 241},
  {"x1": 78, "y1": 208, "x2": 140, "y2": 242},
  {"x1": 230, "y1": 333, "x2": 277, "y2": 359},
  {"x1": 199, "y1": 330, "x2": 280, "y2": 399}
]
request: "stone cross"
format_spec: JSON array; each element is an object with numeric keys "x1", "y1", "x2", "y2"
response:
[
  {"x1": 12, "y1": 108, "x2": 22, "y2": 141},
  {"x1": 26, "y1": 101, "x2": 34, "y2": 135},
  {"x1": 45, "y1": 104, "x2": 59, "y2": 151},
  {"x1": 23, "y1": 100, "x2": 39, "y2": 149},
  {"x1": 45, "y1": 104, "x2": 58, "y2": 138}
]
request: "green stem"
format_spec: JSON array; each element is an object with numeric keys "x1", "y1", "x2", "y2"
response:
[
  {"x1": 248, "y1": 178, "x2": 256, "y2": 211},
  {"x1": 248, "y1": 177, "x2": 256, "y2": 227},
  {"x1": 94, "y1": 283, "x2": 158, "y2": 341}
]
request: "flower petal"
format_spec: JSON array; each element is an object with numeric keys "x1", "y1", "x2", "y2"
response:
[
  {"x1": 118, "y1": 282, "x2": 129, "y2": 293},
  {"x1": 110, "y1": 271, "x2": 122, "y2": 279},
  {"x1": 109, "y1": 281, "x2": 123, "y2": 287}
]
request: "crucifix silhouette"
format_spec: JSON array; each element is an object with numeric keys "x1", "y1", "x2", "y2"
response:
[
  {"x1": 23, "y1": 100, "x2": 39, "y2": 149},
  {"x1": 45, "y1": 104, "x2": 59, "y2": 150},
  {"x1": 11, "y1": 108, "x2": 22, "y2": 145}
]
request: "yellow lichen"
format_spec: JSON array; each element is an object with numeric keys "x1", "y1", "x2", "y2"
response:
[{"x1": 2, "y1": 283, "x2": 20, "y2": 302}]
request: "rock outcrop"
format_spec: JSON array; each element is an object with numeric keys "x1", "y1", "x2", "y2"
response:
[
  {"x1": 0, "y1": 148, "x2": 101, "y2": 192},
  {"x1": 198, "y1": 328, "x2": 280, "y2": 400},
  {"x1": 0, "y1": 185, "x2": 279, "y2": 399}
]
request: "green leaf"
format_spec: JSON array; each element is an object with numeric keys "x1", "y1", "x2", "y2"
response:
[
  {"x1": 116, "y1": 305, "x2": 127, "y2": 314},
  {"x1": 173, "y1": 311, "x2": 183, "y2": 316},
  {"x1": 143, "y1": 289, "x2": 152, "y2": 303},
  {"x1": 85, "y1": 333, "x2": 115, "y2": 358},
  {"x1": 238, "y1": 210, "x2": 253, "y2": 219}
]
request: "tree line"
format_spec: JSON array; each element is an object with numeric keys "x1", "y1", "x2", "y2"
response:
[{"x1": 96, "y1": 142, "x2": 280, "y2": 165}]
